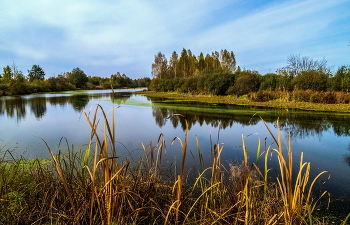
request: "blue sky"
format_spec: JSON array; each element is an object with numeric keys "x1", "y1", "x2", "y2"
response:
[{"x1": 0, "y1": 0, "x2": 349, "y2": 79}]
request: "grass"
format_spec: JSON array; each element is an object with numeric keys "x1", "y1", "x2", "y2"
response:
[
  {"x1": 0, "y1": 104, "x2": 349, "y2": 224},
  {"x1": 138, "y1": 91, "x2": 350, "y2": 113}
]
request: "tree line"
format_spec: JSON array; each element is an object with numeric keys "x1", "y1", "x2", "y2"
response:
[
  {"x1": 151, "y1": 48, "x2": 236, "y2": 79},
  {"x1": 149, "y1": 50, "x2": 350, "y2": 97},
  {"x1": 0, "y1": 63, "x2": 151, "y2": 96}
]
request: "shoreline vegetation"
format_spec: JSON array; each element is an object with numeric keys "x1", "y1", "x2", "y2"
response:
[
  {"x1": 137, "y1": 90, "x2": 350, "y2": 113},
  {"x1": 1, "y1": 104, "x2": 350, "y2": 224},
  {"x1": 0, "y1": 63, "x2": 151, "y2": 96},
  {"x1": 147, "y1": 49, "x2": 350, "y2": 113}
]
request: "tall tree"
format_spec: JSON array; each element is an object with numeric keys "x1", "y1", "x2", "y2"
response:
[
  {"x1": 198, "y1": 52, "x2": 205, "y2": 72},
  {"x1": 2, "y1": 65, "x2": 12, "y2": 81},
  {"x1": 212, "y1": 51, "x2": 221, "y2": 71},
  {"x1": 178, "y1": 48, "x2": 188, "y2": 77},
  {"x1": 151, "y1": 52, "x2": 168, "y2": 79},
  {"x1": 220, "y1": 49, "x2": 236, "y2": 73},
  {"x1": 27, "y1": 65, "x2": 45, "y2": 81},
  {"x1": 187, "y1": 49, "x2": 198, "y2": 76},
  {"x1": 285, "y1": 54, "x2": 329, "y2": 78},
  {"x1": 204, "y1": 54, "x2": 213, "y2": 72},
  {"x1": 329, "y1": 65, "x2": 350, "y2": 92},
  {"x1": 169, "y1": 51, "x2": 179, "y2": 78},
  {"x1": 68, "y1": 67, "x2": 88, "y2": 88}
]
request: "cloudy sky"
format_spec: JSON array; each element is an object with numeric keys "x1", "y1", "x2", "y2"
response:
[{"x1": 0, "y1": 0, "x2": 349, "y2": 79}]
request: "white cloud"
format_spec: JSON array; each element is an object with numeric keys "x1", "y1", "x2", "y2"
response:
[{"x1": 195, "y1": 0, "x2": 344, "y2": 51}]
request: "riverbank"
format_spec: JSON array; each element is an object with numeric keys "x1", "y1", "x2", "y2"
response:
[{"x1": 137, "y1": 90, "x2": 350, "y2": 113}]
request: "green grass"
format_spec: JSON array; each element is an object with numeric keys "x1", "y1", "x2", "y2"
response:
[{"x1": 0, "y1": 105, "x2": 349, "y2": 224}]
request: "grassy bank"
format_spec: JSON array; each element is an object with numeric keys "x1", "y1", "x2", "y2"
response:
[
  {"x1": 137, "y1": 90, "x2": 350, "y2": 113},
  {"x1": 1, "y1": 105, "x2": 349, "y2": 224}
]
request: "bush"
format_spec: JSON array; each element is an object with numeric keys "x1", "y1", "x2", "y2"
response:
[
  {"x1": 330, "y1": 65, "x2": 350, "y2": 92},
  {"x1": 292, "y1": 70, "x2": 328, "y2": 91},
  {"x1": 231, "y1": 70, "x2": 261, "y2": 96},
  {"x1": 309, "y1": 92, "x2": 324, "y2": 103},
  {"x1": 179, "y1": 76, "x2": 199, "y2": 94},
  {"x1": 260, "y1": 73, "x2": 278, "y2": 91},
  {"x1": 324, "y1": 92, "x2": 336, "y2": 104},
  {"x1": 197, "y1": 73, "x2": 235, "y2": 95},
  {"x1": 335, "y1": 92, "x2": 350, "y2": 104},
  {"x1": 292, "y1": 90, "x2": 313, "y2": 102}
]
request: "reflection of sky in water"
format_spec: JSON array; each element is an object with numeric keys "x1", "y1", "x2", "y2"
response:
[{"x1": 1, "y1": 90, "x2": 350, "y2": 210}]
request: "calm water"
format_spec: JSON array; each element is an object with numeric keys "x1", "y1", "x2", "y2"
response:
[{"x1": 1, "y1": 89, "x2": 350, "y2": 216}]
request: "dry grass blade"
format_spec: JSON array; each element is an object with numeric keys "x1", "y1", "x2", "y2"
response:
[
  {"x1": 41, "y1": 138, "x2": 76, "y2": 219},
  {"x1": 260, "y1": 116, "x2": 279, "y2": 148}
]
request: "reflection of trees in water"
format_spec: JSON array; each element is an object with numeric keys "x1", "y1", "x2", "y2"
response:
[
  {"x1": 332, "y1": 120, "x2": 350, "y2": 136},
  {"x1": 0, "y1": 92, "x2": 134, "y2": 122},
  {"x1": 110, "y1": 92, "x2": 133, "y2": 105},
  {"x1": 278, "y1": 117, "x2": 332, "y2": 139},
  {"x1": 48, "y1": 96, "x2": 70, "y2": 107},
  {"x1": 279, "y1": 114, "x2": 350, "y2": 138},
  {"x1": 151, "y1": 102, "x2": 350, "y2": 139},
  {"x1": 343, "y1": 144, "x2": 350, "y2": 167},
  {"x1": 152, "y1": 106, "x2": 260, "y2": 131},
  {"x1": 29, "y1": 97, "x2": 47, "y2": 119},
  {"x1": 0, "y1": 99, "x2": 3, "y2": 116},
  {"x1": 1, "y1": 97, "x2": 27, "y2": 121},
  {"x1": 70, "y1": 95, "x2": 89, "y2": 112}
]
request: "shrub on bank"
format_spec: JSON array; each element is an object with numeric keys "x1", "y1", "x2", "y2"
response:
[
  {"x1": 248, "y1": 90, "x2": 349, "y2": 104},
  {"x1": 149, "y1": 72, "x2": 236, "y2": 95},
  {"x1": 178, "y1": 76, "x2": 199, "y2": 93},
  {"x1": 335, "y1": 92, "x2": 350, "y2": 104}
]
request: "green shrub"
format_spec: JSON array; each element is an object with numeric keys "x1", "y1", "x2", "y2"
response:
[
  {"x1": 292, "y1": 70, "x2": 328, "y2": 91},
  {"x1": 231, "y1": 70, "x2": 261, "y2": 96},
  {"x1": 179, "y1": 76, "x2": 199, "y2": 93}
]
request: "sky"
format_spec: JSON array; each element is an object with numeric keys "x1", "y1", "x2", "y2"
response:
[{"x1": 0, "y1": 0, "x2": 349, "y2": 79}]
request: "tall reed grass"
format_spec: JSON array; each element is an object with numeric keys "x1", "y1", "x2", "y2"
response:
[{"x1": 1, "y1": 104, "x2": 349, "y2": 224}]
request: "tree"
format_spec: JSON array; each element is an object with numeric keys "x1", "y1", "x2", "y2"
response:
[
  {"x1": 169, "y1": 51, "x2": 179, "y2": 78},
  {"x1": 220, "y1": 49, "x2": 236, "y2": 73},
  {"x1": 284, "y1": 54, "x2": 329, "y2": 78},
  {"x1": 330, "y1": 65, "x2": 350, "y2": 92},
  {"x1": 260, "y1": 73, "x2": 278, "y2": 91},
  {"x1": 151, "y1": 52, "x2": 168, "y2": 79},
  {"x1": 68, "y1": 67, "x2": 88, "y2": 88},
  {"x1": 2, "y1": 65, "x2": 12, "y2": 81},
  {"x1": 178, "y1": 48, "x2": 189, "y2": 77},
  {"x1": 291, "y1": 70, "x2": 328, "y2": 91},
  {"x1": 11, "y1": 62, "x2": 21, "y2": 80},
  {"x1": 211, "y1": 51, "x2": 221, "y2": 72},
  {"x1": 27, "y1": 65, "x2": 45, "y2": 82},
  {"x1": 198, "y1": 52, "x2": 205, "y2": 72},
  {"x1": 187, "y1": 49, "x2": 198, "y2": 77},
  {"x1": 204, "y1": 54, "x2": 213, "y2": 72}
]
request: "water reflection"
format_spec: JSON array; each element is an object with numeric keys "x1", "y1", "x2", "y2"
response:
[
  {"x1": 344, "y1": 145, "x2": 350, "y2": 166},
  {"x1": 149, "y1": 99, "x2": 350, "y2": 138},
  {"x1": 0, "y1": 91, "x2": 135, "y2": 122},
  {"x1": 30, "y1": 97, "x2": 47, "y2": 119},
  {"x1": 111, "y1": 92, "x2": 132, "y2": 105}
]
